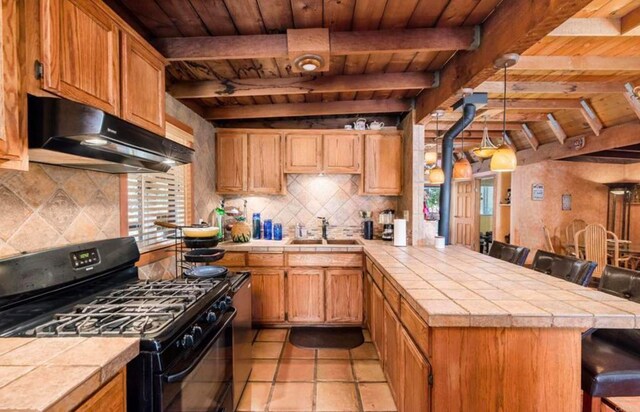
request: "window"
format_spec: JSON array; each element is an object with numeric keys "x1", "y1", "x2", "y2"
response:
[
  {"x1": 424, "y1": 185, "x2": 441, "y2": 221},
  {"x1": 127, "y1": 166, "x2": 188, "y2": 248},
  {"x1": 480, "y1": 185, "x2": 494, "y2": 216}
]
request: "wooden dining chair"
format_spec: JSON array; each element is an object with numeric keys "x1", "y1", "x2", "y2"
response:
[
  {"x1": 543, "y1": 226, "x2": 555, "y2": 254},
  {"x1": 566, "y1": 219, "x2": 587, "y2": 257},
  {"x1": 575, "y1": 224, "x2": 619, "y2": 278}
]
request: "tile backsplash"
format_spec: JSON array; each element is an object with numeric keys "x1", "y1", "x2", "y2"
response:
[
  {"x1": 223, "y1": 174, "x2": 398, "y2": 238},
  {"x1": 0, "y1": 163, "x2": 120, "y2": 258}
]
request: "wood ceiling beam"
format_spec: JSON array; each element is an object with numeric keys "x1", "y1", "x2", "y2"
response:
[
  {"x1": 169, "y1": 72, "x2": 437, "y2": 99},
  {"x1": 517, "y1": 121, "x2": 640, "y2": 165},
  {"x1": 424, "y1": 122, "x2": 522, "y2": 131},
  {"x1": 513, "y1": 56, "x2": 640, "y2": 71},
  {"x1": 579, "y1": 99, "x2": 603, "y2": 136},
  {"x1": 624, "y1": 83, "x2": 640, "y2": 120},
  {"x1": 414, "y1": 0, "x2": 594, "y2": 124},
  {"x1": 476, "y1": 81, "x2": 626, "y2": 94},
  {"x1": 548, "y1": 17, "x2": 640, "y2": 36},
  {"x1": 622, "y1": 7, "x2": 640, "y2": 34},
  {"x1": 204, "y1": 99, "x2": 411, "y2": 120},
  {"x1": 521, "y1": 124, "x2": 540, "y2": 151},
  {"x1": 547, "y1": 113, "x2": 567, "y2": 144},
  {"x1": 485, "y1": 99, "x2": 583, "y2": 110},
  {"x1": 153, "y1": 27, "x2": 478, "y2": 61}
]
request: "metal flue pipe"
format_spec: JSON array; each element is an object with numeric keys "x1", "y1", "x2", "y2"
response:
[{"x1": 438, "y1": 102, "x2": 477, "y2": 244}]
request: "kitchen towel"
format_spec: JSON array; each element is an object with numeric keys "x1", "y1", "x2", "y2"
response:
[{"x1": 393, "y1": 219, "x2": 407, "y2": 246}]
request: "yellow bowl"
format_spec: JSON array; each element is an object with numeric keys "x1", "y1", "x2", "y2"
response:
[{"x1": 182, "y1": 227, "x2": 220, "y2": 238}]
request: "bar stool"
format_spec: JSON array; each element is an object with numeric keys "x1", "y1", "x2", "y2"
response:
[
  {"x1": 582, "y1": 265, "x2": 640, "y2": 411},
  {"x1": 531, "y1": 250, "x2": 597, "y2": 287},
  {"x1": 487, "y1": 241, "x2": 529, "y2": 266}
]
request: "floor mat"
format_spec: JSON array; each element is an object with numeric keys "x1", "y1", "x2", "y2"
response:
[{"x1": 289, "y1": 327, "x2": 364, "y2": 349}]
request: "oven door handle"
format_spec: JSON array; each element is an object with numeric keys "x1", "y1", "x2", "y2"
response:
[{"x1": 165, "y1": 308, "x2": 237, "y2": 383}]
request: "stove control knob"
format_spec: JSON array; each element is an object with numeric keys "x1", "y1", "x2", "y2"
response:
[
  {"x1": 225, "y1": 296, "x2": 233, "y2": 305},
  {"x1": 181, "y1": 334, "x2": 194, "y2": 348},
  {"x1": 206, "y1": 311, "x2": 217, "y2": 323},
  {"x1": 192, "y1": 326, "x2": 203, "y2": 339},
  {"x1": 219, "y1": 301, "x2": 228, "y2": 311}
]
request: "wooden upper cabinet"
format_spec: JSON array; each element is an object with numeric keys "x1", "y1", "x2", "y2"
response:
[
  {"x1": 325, "y1": 269, "x2": 363, "y2": 323},
  {"x1": 362, "y1": 133, "x2": 402, "y2": 195},
  {"x1": 121, "y1": 31, "x2": 166, "y2": 135},
  {"x1": 41, "y1": 0, "x2": 120, "y2": 115},
  {"x1": 251, "y1": 269, "x2": 285, "y2": 323},
  {"x1": 216, "y1": 132, "x2": 247, "y2": 193},
  {"x1": 248, "y1": 133, "x2": 283, "y2": 194},
  {"x1": 284, "y1": 134, "x2": 322, "y2": 173},
  {"x1": 323, "y1": 134, "x2": 362, "y2": 173},
  {"x1": 0, "y1": 0, "x2": 25, "y2": 167},
  {"x1": 287, "y1": 269, "x2": 324, "y2": 323}
]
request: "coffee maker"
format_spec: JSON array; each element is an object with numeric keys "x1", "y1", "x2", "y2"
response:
[{"x1": 379, "y1": 209, "x2": 395, "y2": 241}]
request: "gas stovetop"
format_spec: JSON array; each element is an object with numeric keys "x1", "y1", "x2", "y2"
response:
[{"x1": 29, "y1": 279, "x2": 222, "y2": 337}]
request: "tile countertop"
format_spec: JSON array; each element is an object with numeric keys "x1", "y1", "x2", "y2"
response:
[
  {"x1": 0, "y1": 337, "x2": 138, "y2": 411},
  {"x1": 219, "y1": 238, "x2": 640, "y2": 329}
]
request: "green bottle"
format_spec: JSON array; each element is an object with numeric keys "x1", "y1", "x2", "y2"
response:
[{"x1": 215, "y1": 200, "x2": 225, "y2": 240}]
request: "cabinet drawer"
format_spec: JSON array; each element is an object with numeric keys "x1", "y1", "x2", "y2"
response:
[
  {"x1": 371, "y1": 265, "x2": 384, "y2": 289},
  {"x1": 383, "y1": 278, "x2": 401, "y2": 315},
  {"x1": 217, "y1": 252, "x2": 246, "y2": 267},
  {"x1": 287, "y1": 253, "x2": 362, "y2": 267},
  {"x1": 400, "y1": 298, "x2": 430, "y2": 357},
  {"x1": 248, "y1": 253, "x2": 284, "y2": 267},
  {"x1": 365, "y1": 257, "x2": 373, "y2": 274}
]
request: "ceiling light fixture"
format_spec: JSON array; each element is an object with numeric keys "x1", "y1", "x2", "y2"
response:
[
  {"x1": 428, "y1": 111, "x2": 445, "y2": 185},
  {"x1": 490, "y1": 53, "x2": 519, "y2": 173},
  {"x1": 425, "y1": 110, "x2": 444, "y2": 167},
  {"x1": 472, "y1": 117, "x2": 497, "y2": 159},
  {"x1": 453, "y1": 124, "x2": 473, "y2": 180},
  {"x1": 293, "y1": 54, "x2": 324, "y2": 72}
]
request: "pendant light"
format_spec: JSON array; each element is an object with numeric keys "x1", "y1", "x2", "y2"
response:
[
  {"x1": 453, "y1": 125, "x2": 473, "y2": 180},
  {"x1": 428, "y1": 111, "x2": 445, "y2": 185},
  {"x1": 490, "y1": 53, "x2": 519, "y2": 173},
  {"x1": 424, "y1": 110, "x2": 443, "y2": 167},
  {"x1": 472, "y1": 117, "x2": 498, "y2": 159}
]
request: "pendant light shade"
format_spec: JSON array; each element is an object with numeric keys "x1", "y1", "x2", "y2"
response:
[
  {"x1": 424, "y1": 151, "x2": 438, "y2": 166},
  {"x1": 489, "y1": 53, "x2": 519, "y2": 173},
  {"x1": 453, "y1": 157, "x2": 473, "y2": 180},
  {"x1": 429, "y1": 167, "x2": 445, "y2": 184},
  {"x1": 490, "y1": 143, "x2": 517, "y2": 172},
  {"x1": 472, "y1": 118, "x2": 497, "y2": 159}
]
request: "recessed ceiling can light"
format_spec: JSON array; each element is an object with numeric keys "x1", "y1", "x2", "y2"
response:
[
  {"x1": 162, "y1": 159, "x2": 177, "y2": 165},
  {"x1": 294, "y1": 54, "x2": 324, "y2": 72},
  {"x1": 83, "y1": 138, "x2": 108, "y2": 146}
]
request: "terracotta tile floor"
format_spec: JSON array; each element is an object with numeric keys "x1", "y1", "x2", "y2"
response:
[{"x1": 238, "y1": 328, "x2": 397, "y2": 412}]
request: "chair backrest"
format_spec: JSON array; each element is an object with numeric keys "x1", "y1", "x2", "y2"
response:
[
  {"x1": 565, "y1": 219, "x2": 586, "y2": 248},
  {"x1": 543, "y1": 226, "x2": 555, "y2": 253},
  {"x1": 532, "y1": 250, "x2": 597, "y2": 286},
  {"x1": 598, "y1": 265, "x2": 640, "y2": 302},
  {"x1": 488, "y1": 241, "x2": 530, "y2": 266},
  {"x1": 575, "y1": 224, "x2": 618, "y2": 278}
]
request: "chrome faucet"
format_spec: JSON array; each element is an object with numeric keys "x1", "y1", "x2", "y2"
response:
[{"x1": 318, "y1": 217, "x2": 329, "y2": 240}]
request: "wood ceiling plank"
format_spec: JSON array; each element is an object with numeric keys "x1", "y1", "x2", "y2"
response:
[
  {"x1": 256, "y1": 0, "x2": 294, "y2": 32},
  {"x1": 514, "y1": 55, "x2": 640, "y2": 71},
  {"x1": 424, "y1": 122, "x2": 523, "y2": 131},
  {"x1": 155, "y1": 0, "x2": 209, "y2": 36},
  {"x1": 188, "y1": 0, "x2": 237, "y2": 35},
  {"x1": 621, "y1": 6, "x2": 640, "y2": 33},
  {"x1": 485, "y1": 99, "x2": 583, "y2": 110},
  {"x1": 116, "y1": 0, "x2": 181, "y2": 37},
  {"x1": 407, "y1": 0, "x2": 449, "y2": 28},
  {"x1": 476, "y1": 81, "x2": 627, "y2": 94},
  {"x1": 291, "y1": 0, "x2": 323, "y2": 27},
  {"x1": 352, "y1": 0, "x2": 387, "y2": 30},
  {"x1": 548, "y1": 17, "x2": 640, "y2": 36},
  {"x1": 223, "y1": 0, "x2": 266, "y2": 33},
  {"x1": 624, "y1": 83, "x2": 640, "y2": 119},
  {"x1": 414, "y1": 0, "x2": 593, "y2": 123},
  {"x1": 324, "y1": 0, "x2": 356, "y2": 30},
  {"x1": 204, "y1": 99, "x2": 412, "y2": 119}
]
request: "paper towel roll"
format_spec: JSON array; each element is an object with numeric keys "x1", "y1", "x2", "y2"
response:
[
  {"x1": 434, "y1": 236, "x2": 445, "y2": 249},
  {"x1": 393, "y1": 219, "x2": 407, "y2": 246}
]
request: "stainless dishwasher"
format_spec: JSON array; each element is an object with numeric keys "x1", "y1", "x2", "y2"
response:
[{"x1": 229, "y1": 272, "x2": 252, "y2": 410}]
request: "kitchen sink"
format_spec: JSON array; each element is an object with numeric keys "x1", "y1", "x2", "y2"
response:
[
  {"x1": 289, "y1": 239, "x2": 324, "y2": 245},
  {"x1": 325, "y1": 239, "x2": 361, "y2": 245}
]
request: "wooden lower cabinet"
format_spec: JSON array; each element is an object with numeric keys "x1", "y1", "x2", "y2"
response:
[
  {"x1": 287, "y1": 269, "x2": 324, "y2": 323},
  {"x1": 325, "y1": 269, "x2": 363, "y2": 323},
  {"x1": 383, "y1": 300, "x2": 402, "y2": 402},
  {"x1": 364, "y1": 274, "x2": 372, "y2": 330},
  {"x1": 371, "y1": 281, "x2": 385, "y2": 361},
  {"x1": 400, "y1": 328, "x2": 431, "y2": 412},
  {"x1": 76, "y1": 369, "x2": 126, "y2": 412},
  {"x1": 251, "y1": 269, "x2": 285, "y2": 323}
]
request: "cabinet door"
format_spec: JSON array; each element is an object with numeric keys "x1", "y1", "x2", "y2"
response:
[
  {"x1": 287, "y1": 269, "x2": 324, "y2": 323},
  {"x1": 76, "y1": 369, "x2": 126, "y2": 411},
  {"x1": 363, "y1": 134, "x2": 402, "y2": 195},
  {"x1": 401, "y1": 328, "x2": 431, "y2": 412},
  {"x1": 323, "y1": 134, "x2": 362, "y2": 173},
  {"x1": 371, "y1": 282, "x2": 384, "y2": 363},
  {"x1": 0, "y1": 0, "x2": 24, "y2": 165},
  {"x1": 284, "y1": 134, "x2": 322, "y2": 173},
  {"x1": 121, "y1": 31, "x2": 165, "y2": 135},
  {"x1": 364, "y1": 274, "x2": 372, "y2": 330},
  {"x1": 384, "y1": 301, "x2": 402, "y2": 404},
  {"x1": 325, "y1": 269, "x2": 363, "y2": 323},
  {"x1": 251, "y1": 269, "x2": 285, "y2": 323},
  {"x1": 216, "y1": 132, "x2": 247, "y2": 193},
  {"x1": 41, "y1": 0, "x2": 120, "y2": 114},
  {"x1": 248, "y1": 133, "x2": 283, "y2": 194}
]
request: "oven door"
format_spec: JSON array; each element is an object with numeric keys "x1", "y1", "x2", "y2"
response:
[{"x1": 158, "y1": 308, "x2": 236, "y2": 412}]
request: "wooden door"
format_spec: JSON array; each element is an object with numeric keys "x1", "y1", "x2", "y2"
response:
[
  {"x1": 383, "y1": 300, "x2": 402, "y2": 404},
  {"x1": 287, "y1": 269, "x2": 324, "y2": 323},
  {"x1": 251, "y1": 269, "x2": 285, "y2": 323},
  {"x1": 362, "y1": 134, "x2": 402, "y2": 195},
  {"x1": 0, "y1": 0, "x2": 24, "y2": 165},
  {"x1": 323, "y1": 134, "x2": 362, "y2": 173},
  {"x1": 284, "y1": 134, "x2": 322, "y2": 173},
  {"x1": 400, "y1": 328, "x2": 430, "y2": 412},
  {"x1": 371, "y1": 282, "x2": 385, "y2": 362},
  {"x1": 325, "y1": 269, "x2": 363, "y2": 323},
  {"x1": 248, "y1": 133, "x2": 283, "y2": 194},
  {"x1": 121, "y1": 31, "x2": 166, "y2": 135},
  {"x1": 453, "y1": 180, "x2": 477, "y2": 250},
  {"x1": 216, "y1": 132, "x2": 247, "y2": 193},
  {"x1": 41, "y1": 0, "x2": 120, "y2": 114}
]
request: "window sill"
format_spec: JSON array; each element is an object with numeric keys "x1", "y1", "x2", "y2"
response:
[{"x1": 137, "y1": 241, "x2": 176, "y2": 267}]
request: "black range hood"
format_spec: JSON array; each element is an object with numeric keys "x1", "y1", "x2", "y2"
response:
[{"x1": 28, "y1": 95, "x2": 194, "y2": 173}]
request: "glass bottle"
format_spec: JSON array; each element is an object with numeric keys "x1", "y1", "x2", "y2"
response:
[
  {"x1": 252, "y1": 213, "x2": 261, "y2": 239},
  {"x1": 215, "y1": 201, "x2": 225, "y2": 240}
]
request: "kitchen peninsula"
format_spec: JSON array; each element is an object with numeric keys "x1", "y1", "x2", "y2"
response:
[{"x1": 217, "y1": 239, "x2": 639, "y2": 410}]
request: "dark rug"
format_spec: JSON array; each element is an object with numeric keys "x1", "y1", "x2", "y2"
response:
[{"x1": 289, "y1": 327, "x2": 364, "y2": 349}]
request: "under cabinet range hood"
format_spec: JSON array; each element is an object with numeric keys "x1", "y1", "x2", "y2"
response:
[{"x1": 27, "y1": 95, "x2": 194, "y2": 173}]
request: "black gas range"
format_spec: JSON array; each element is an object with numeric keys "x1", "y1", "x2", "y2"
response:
[{"x1": 0, "y1": 237, "x2": 246, "y2": 411}]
